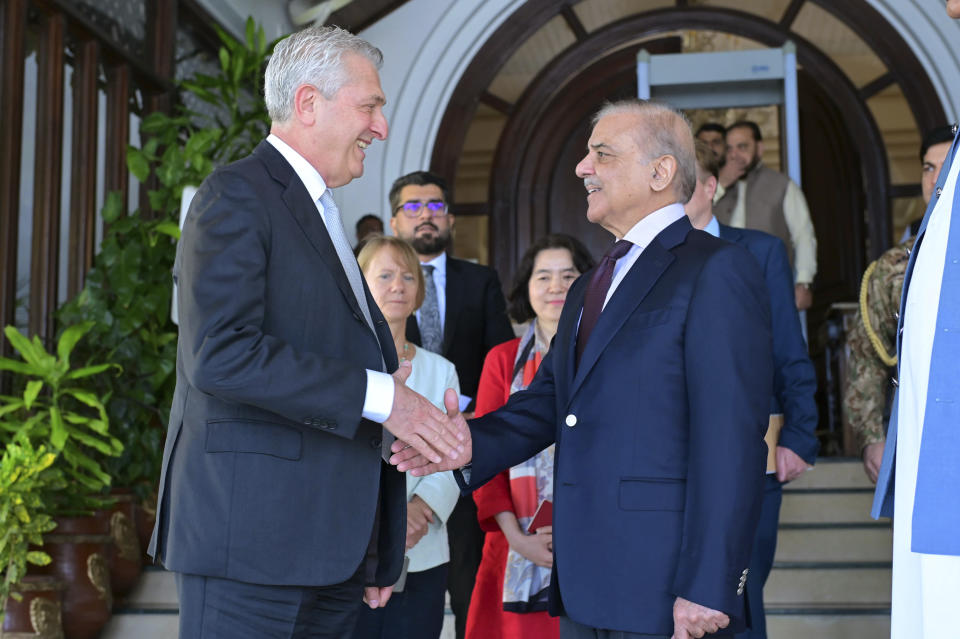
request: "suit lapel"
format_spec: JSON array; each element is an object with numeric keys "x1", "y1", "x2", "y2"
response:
[
  {"x1": 442, "y1": 257, "x2": 463, "y2": 355},
  {"x1": 254, "y1": 142, "x2": 366, "y2": 323},
  {"x1": 570, "y1": 241, "x2": 675, "y2": 395},
  {"x1": 718, "y1": 224, "x2": 743, "y2": 246}
]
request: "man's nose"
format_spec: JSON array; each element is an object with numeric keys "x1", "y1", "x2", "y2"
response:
[
  {"x1": 575, "y1": 155, "x2": 593, "y2": 178},
  {"x1": 372, "y1": 110, "x2": 388, "y2": 140}
]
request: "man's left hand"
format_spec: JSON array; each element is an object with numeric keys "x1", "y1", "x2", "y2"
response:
[
  {"x1": 672, "y1": 597, "x2": 730, "y2": 638},
  {"x1": 405, "y1": 496, "x2": 435, "y2": 550},
  {"x1": 776, "y1": 446, "x2": 811, "y2": 483},
  {"x1": 795, "y1": 283, "x2": 813, "y2": 310},
  {"x1": 363, "y1": 585, "x2": 394, "y2": 609}
]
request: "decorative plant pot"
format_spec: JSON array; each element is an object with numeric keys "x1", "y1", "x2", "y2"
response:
[
  {"x1": 33, "y1": 517, "x2": 112, "y2": 639},
  {"x1": 105, "y1": 492, "x2": 142, "y2": 598},
  {"x1": 1, "y1": 575, "x2": 65, "y2": 639}
]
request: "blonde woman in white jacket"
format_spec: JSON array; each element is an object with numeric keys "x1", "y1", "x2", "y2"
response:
[{"x1": 352, "y1": 235, "x2": 461, "y2": 639}]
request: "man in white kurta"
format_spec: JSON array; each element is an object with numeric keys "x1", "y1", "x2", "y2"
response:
[{"x1": 889, "y1": 130, "x2": 960, "y2": 637}]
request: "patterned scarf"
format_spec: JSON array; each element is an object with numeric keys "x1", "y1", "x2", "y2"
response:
[{"x1": 503, "y1": 320, "x2": 555, "y2": 613}]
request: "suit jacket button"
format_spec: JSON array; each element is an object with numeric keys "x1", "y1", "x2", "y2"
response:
[
  {"x1": 565, "y1": 414, "x2": 577, "y2": 427},
  {"x1": 370, "y1": 437, "x2": 382, "y2": 449}
]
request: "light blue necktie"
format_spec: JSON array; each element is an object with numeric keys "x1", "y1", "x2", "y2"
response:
[
  {"x1": 319, "y1": 190, "x2": 377, "y2": 333},
  {"x1": 319, "y1": 190, "x2": 393, "y2": 458}
]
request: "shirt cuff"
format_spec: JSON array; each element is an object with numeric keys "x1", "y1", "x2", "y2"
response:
[{"x1": 362, "y1": 370, "x2": 395, "y2": 423}]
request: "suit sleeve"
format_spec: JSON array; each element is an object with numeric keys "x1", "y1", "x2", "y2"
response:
[
  {"x1": 175, "y1": 169, "x2": 368, "y2": 438},
  {"x1": 763, "y1": 237, "x2": 819, "y2": 464},
  {"x1": 671, "y1": 245, "x2": 773, "y2": 616}
]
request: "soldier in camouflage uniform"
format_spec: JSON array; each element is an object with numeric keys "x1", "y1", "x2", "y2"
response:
[{"x1": 844, "y1": 125, "x2": 955, "y2": 482}]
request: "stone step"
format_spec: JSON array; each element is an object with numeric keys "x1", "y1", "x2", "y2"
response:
[
  {"x1": 765, "y1": 564, "x2": 891, "y2": 606},
  {"x1": 119, "y1": 566, "x2": 177, "y2": 608},
  {"x1": 774, "y1": 524, "x2": 892, "y2": 563},
  {"x1": 766, "y1": 606, "x2": 890, "y2": 639},
  {"x1": 779, "y1": 489, "x2": 876, "y2": 524},
  {"x1": 787, "y1": 458, "x2": 874, "y2": 490}
]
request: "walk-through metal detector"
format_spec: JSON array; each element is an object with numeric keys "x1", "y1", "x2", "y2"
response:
[{"x1": 636, "y1": 42, "x2": 801, "y2": 186}]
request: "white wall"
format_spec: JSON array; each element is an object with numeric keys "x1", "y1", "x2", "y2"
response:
[{"x1": 333, "y1": 0, "x2": 522, "y2": 240}]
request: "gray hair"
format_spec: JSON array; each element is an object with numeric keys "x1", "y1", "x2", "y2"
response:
[
  {"x1": 592, "y1": 99, "x2": 697, "y2": 204},
  {"x1": 264, "y1": 25, "x2": 383, "y2": 124}
]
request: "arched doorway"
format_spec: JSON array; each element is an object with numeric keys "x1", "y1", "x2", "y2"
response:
[{"x1": 428, "y1": 0, "x2": 947, "y2": 446}]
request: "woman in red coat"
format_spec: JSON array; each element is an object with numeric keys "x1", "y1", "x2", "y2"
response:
[{"x1": 465, "y1": 234, "x2": 594, "y2": 639}]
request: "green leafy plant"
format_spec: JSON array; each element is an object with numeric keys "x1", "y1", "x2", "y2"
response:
[
  {"x1": 57, "y1": 17, "x2": 279, "y2": 496},
  {"x1": 0, "y1": 323, "x2": 122, "y2": 513},
  {"x1": 0, "y1": 435, "x2": 66, "y2": 619}
]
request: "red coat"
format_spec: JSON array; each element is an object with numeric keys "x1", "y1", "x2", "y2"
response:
[{"x1": 464, "y1": 338, "x2": 559, "y2": 639}]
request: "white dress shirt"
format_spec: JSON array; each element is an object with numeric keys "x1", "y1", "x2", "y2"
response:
[
  {"x1": 603, "y1": 202, "x2": 686, "y2": 309},
  {"x1": 266, "y1": 134, "x2": 395, "y2": 422}
]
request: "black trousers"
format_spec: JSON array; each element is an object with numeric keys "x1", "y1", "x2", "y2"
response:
[
  {"x1": 175, "y1": 567, "x2": 364, "y2": 639},
  {"x1": 446, "y1": 497, "x2": 484, "y2": 639},
  {"x1": 351, "y1": 563, "x2": 449, "y2": 639}
]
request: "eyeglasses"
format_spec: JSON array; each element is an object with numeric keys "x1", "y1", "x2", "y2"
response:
[{"x1": 395, "y1": 200, "x2": 448, "y2": 218}]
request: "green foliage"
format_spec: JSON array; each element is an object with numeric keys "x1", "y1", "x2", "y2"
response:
[
  {"x1": 56, "y1": 17, "x2": 278, "y2": 495},
  {"x1": 0, "y1": 324, "x2": 122, "y2": 514},
  {"x1": 0, "y1": 435, "x2": 65, "y2": 620}
]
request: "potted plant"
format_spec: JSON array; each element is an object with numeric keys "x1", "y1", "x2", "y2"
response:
[
  {"x1": 0, "y1": 435, "x2": 66, "y2": 635},
  {"x1": 0, "y1": 322, "x2": 122, "y2": 639}
]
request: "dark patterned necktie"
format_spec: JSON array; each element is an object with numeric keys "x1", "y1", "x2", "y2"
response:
[
  {"x1": 576, "y1": 239, "x2": 633, "y2": 364},
  {"x1": 420, "y1": 264, "x2": 443, "y2": 353}
]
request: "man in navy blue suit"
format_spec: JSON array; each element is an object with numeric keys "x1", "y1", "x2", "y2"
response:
[
  {"x1": 686, "y1": 140, "x2": 819, "y2": 639},
  {"x1": 393, "y1": 99, "x2": 774, "y2": 638}
]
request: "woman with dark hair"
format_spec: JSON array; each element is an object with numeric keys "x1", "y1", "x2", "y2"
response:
[{"x1": 465, "y1": 234, "x2": 595, "y2": 639}]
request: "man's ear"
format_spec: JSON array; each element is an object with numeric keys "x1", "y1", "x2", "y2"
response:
[
  {"x1": 650, "y1": 155, "x2": 678, "y2": 193},
  {"x1": 706, "y1": 175, "x2": 718, "y2": 201},
  {"x1": 756, "y1": 140, "x2": 765, "y2": 158},
  {"x1": 292, "y1": 84, "x2": 322, "y2": 126},
  {"x1": 389, "y1": 215, "x2": 399, "y2": 235}
]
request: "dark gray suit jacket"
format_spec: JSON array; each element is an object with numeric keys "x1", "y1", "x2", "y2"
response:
[{"x1": 149, "y1": 141, "x2": 405, "y2": 587}]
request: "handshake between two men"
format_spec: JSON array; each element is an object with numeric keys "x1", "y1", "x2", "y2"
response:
[{"x1": 381, "y1": 360, "x2": 473, "y2": 476}]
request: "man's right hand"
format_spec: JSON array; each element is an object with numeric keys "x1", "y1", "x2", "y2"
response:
[
  {"x1": 382, "y1": 362, "x2": 464, "y2": 465},
  {"x1": 391, "y1": 388, "x2": 472, "y2": 476},
  {"x1": 718, "y1": 161, "x2": 743, "y2": 189},
  {"x1": 862, "y1": 441, "x2": 885, "y2": 484}
]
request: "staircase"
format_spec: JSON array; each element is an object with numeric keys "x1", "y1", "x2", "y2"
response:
[
  {"x1": 101, "y1": 459, "x2": 888, "y2": 638},
  {"x1": 766, "y1": 458, "x2": 892, "y2": 638},
  {"x1": 100, "y1": 569, "x2": 457, "y2": 638}
]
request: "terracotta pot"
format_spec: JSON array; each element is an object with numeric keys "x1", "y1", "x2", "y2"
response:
[
  {"x1": 105, "y1": 492, "x2": 142, "y2": 598},
  {"x1": 33, "y1": 516, "x2": 112, "y2": 639},
  {"x1": 1, "y1": 575, "x2": 65, "y2": 639}
]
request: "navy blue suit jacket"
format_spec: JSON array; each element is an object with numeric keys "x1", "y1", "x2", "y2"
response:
[
  {"x1": 718, "y1": 224, "x2": 819, "y2": 464},
  {"x1": 461, "y1": 217, "x2": 773, "y2": 634},
  {"x1": 150, "y1": 141, "x2": 406, "y2": 588}
]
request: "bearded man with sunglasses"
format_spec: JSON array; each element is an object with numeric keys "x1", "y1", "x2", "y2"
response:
[{"x1": 389, "y1": 170, "x2": 515, "y2": 639}]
